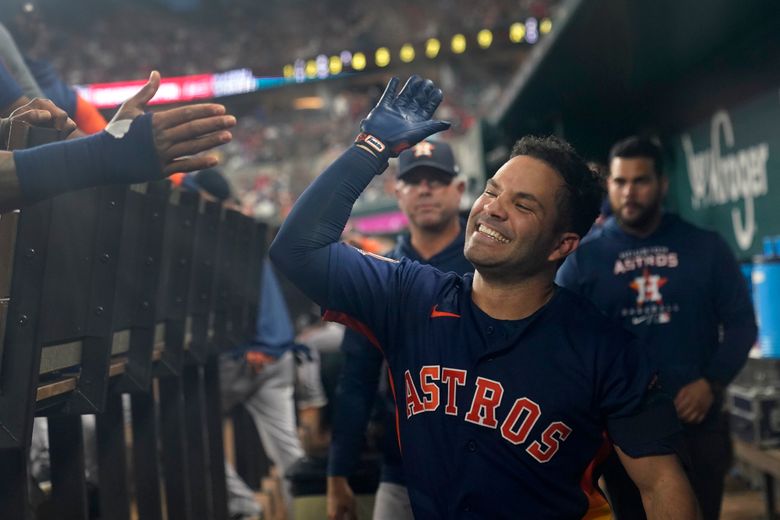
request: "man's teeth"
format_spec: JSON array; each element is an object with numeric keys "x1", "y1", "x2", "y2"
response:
[{"x1": 477, "y1": 224, "x2": 510, "y2": 243}]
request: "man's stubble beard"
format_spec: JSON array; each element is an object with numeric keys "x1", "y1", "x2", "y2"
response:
[
  {"x1": 616, "y1": 197, "x2": 663, "y2": 233},
  {"x1": 412, "y1": 209, "x2": 459, "y2": 235}
]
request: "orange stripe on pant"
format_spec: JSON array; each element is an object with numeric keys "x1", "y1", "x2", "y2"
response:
[{"x1": 581, "y1": 432, "x2": 614, "y2": 520}]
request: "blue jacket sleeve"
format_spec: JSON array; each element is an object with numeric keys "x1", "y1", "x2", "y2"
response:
[
  {"x1": 702, "y1": 235, "x2": 757, "y2": 385},
  {"x1": 0, "y1": 61, "x2": 23, "y2": 111},
  {"x1": 0, "y1": 23, "x2": 43, "y2": 98},
  {"x1": 327, "y1": 328, "x2": 384, "y2": 477},
  {"x1": 555, "y1": 251, "x2": 581, "y2": 292},
  {"x1": 269, "y1": 145, "x2": 386, "y2": 306},
  {"x1": 248, "y1": 261, "x2": 296, "y2": 358},
  {"x1": 25, "y1": 57, "x2": 77, "y2": 116}
]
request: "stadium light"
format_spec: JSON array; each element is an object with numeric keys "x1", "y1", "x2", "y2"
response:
[
  {"x1": 352, "y1": 52, "x2": 367, "y2": 71},
  {"x1": 525, "y1": 18, "x2": 539, "y2": 44},
  {"x1": 400, "y1": 44, "x2": 415, "y2": 63},
  {"x1": 477, "y1": 29, "x2": 493, "y2": 49},
  {"x1": 294, "y1": 96, "x2": 325, "y2": 110},
  {"x1": 329, "y1": 56, "x2": 343, "y2": 75},
  {"x1": 375, "y1": 47, "x2": 391, "y2": 67},
  {"x1": 316, "y1": 54, "x2": 329, "y2": 78},
  {"x1": 294, "y1": 59, "x2": 305, "y2": 82},
  {"x1": 284, "y1": 18, "x2": 555, "y2": 79},
  {"x1": 305, "y1": 60, "x2": 318, "y2": 78},
  {"x1": 509, "y1": 22, "x2": 526, "y2": 43},
  {"x1": 425, "y1": 38, "x2": 441, "y2": 59},
  {"x1": 451, "y1": 34, "x2": 466, "y2": 54}
]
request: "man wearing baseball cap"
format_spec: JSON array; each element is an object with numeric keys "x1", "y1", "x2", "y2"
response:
[
  {"x1": 393, "y1": 139, "x2": 465, "y2": 257},
  {"x1": 328, "y1": 139, "x2": 474, "y2": 520},
  {"x1": 177, "y1": 167, "x2": 234, "y2": 203}
]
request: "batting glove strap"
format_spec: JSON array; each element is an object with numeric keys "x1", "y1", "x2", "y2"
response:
[
  {"x1": 352, "y1": 137, "x2": 391, "y2": 175},
  {"x1": 354, "y1": 132, "x2": 387, "y2": 154},
  {"x1": 354, "y1": 132, "x2": 393, "y2": 170}
]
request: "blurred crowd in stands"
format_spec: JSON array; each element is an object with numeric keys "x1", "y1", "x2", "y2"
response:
[
  {"x1": 10, "y1": 0, "x2": 551, "y2": 84},
  {"x1": 224, "y1": 74, "x2": 494, "y2": 223},
  {"x1": 3, "y1": 0, "x2": 555, "y2": 224}
]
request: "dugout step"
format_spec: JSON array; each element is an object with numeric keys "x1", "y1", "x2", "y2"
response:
[{"x1": 286, "y1": 455, "x2": 380, "y2": 520}]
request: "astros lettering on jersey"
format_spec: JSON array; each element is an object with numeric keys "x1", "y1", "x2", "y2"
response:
[{"x1": 322, "y1": 249, "x2": 667, "y2": 519}]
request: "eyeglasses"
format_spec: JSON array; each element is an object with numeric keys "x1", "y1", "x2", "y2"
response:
[{"x1": 399, "y1": 173, "x2": 453, "y2": 189}]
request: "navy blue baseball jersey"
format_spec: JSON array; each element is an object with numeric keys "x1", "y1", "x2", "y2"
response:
[
  {"x1": 270, "y1": 146, "x2": 681, "y2": 519},
  {"x1": 324, "y1": 248, "x2": 663, "y2": 519}
]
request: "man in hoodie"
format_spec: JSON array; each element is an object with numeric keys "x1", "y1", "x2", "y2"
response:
[
  {"x1": 327, "y1": 139, "x2": 473, "y2": 520},
  {"x1": 556, "y1": 136, "x2": 757, "y2": 519}
]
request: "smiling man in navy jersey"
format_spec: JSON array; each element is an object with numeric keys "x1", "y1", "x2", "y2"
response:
[{"x1": 270, "y1": 76, "x2": 698, "y2": 519}]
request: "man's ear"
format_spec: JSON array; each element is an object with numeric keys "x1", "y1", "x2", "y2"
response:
[
  {"x1": 455, "y1": 179, "x2": 466, "y2": 195},
  {"x1": 547, "y1": 232, "x2": 580, "y2": 263}
]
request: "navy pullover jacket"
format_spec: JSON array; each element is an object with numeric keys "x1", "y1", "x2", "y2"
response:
[{"x1": 557, "y1": 214, "x2": 757, "y2": 418}]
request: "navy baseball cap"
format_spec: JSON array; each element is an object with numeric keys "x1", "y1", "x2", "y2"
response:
[
  {"x1": 182, "y1": 168, "x2": 232, "y2": 201},
  {"x1": 397, "y1": 140, "x2": 458, "y2": 180}
]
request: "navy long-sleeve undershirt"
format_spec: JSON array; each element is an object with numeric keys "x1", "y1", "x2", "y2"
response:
[{"x1": 269, "y1": 145, "x2": 386, "y2": 304}]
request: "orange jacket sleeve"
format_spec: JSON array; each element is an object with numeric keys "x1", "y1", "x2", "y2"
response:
[{"x1": 74, "y1": 94, "x2": 107, "y2": 134}]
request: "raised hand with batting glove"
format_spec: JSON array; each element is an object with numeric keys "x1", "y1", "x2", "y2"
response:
[{"x1": 354, "y1": 75, "x2": 450, "y2": 161}]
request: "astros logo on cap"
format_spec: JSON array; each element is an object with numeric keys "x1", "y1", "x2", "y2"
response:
[{"x1": 413, "y1": 141, "x2": 435, "y2": 157}]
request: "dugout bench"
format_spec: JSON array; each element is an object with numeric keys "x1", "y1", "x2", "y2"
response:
[
  {"x1": 0, "y1": 122, "x2": 267, "y2": 520},
  {"x1": 732, "y1": 439, "x2": 780, "y2": 520}
]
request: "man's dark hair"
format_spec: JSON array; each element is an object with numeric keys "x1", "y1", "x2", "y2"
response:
[
  {"x1": 608, "y1": 136, "x2": 664, "y2": 176},
  {"x1": 510, "y1": 136, "x2": 603, "y2": 238}
]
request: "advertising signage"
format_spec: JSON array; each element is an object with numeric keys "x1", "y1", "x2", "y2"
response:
[
  {"x1": 76, "y1": 69, "x2": 279, "y2": 109},
  {"x1": 667, "y1": 89, "x2": 777, "y2": 257}
]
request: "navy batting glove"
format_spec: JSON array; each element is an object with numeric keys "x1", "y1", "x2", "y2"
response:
[{"x1": 355, "y1": 75, "x2": 451, "y2": 160}]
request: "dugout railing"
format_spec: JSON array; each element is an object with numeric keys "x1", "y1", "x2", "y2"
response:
[{"x1": 0, "y1": 122, "x2": 268, "y2": 520}]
